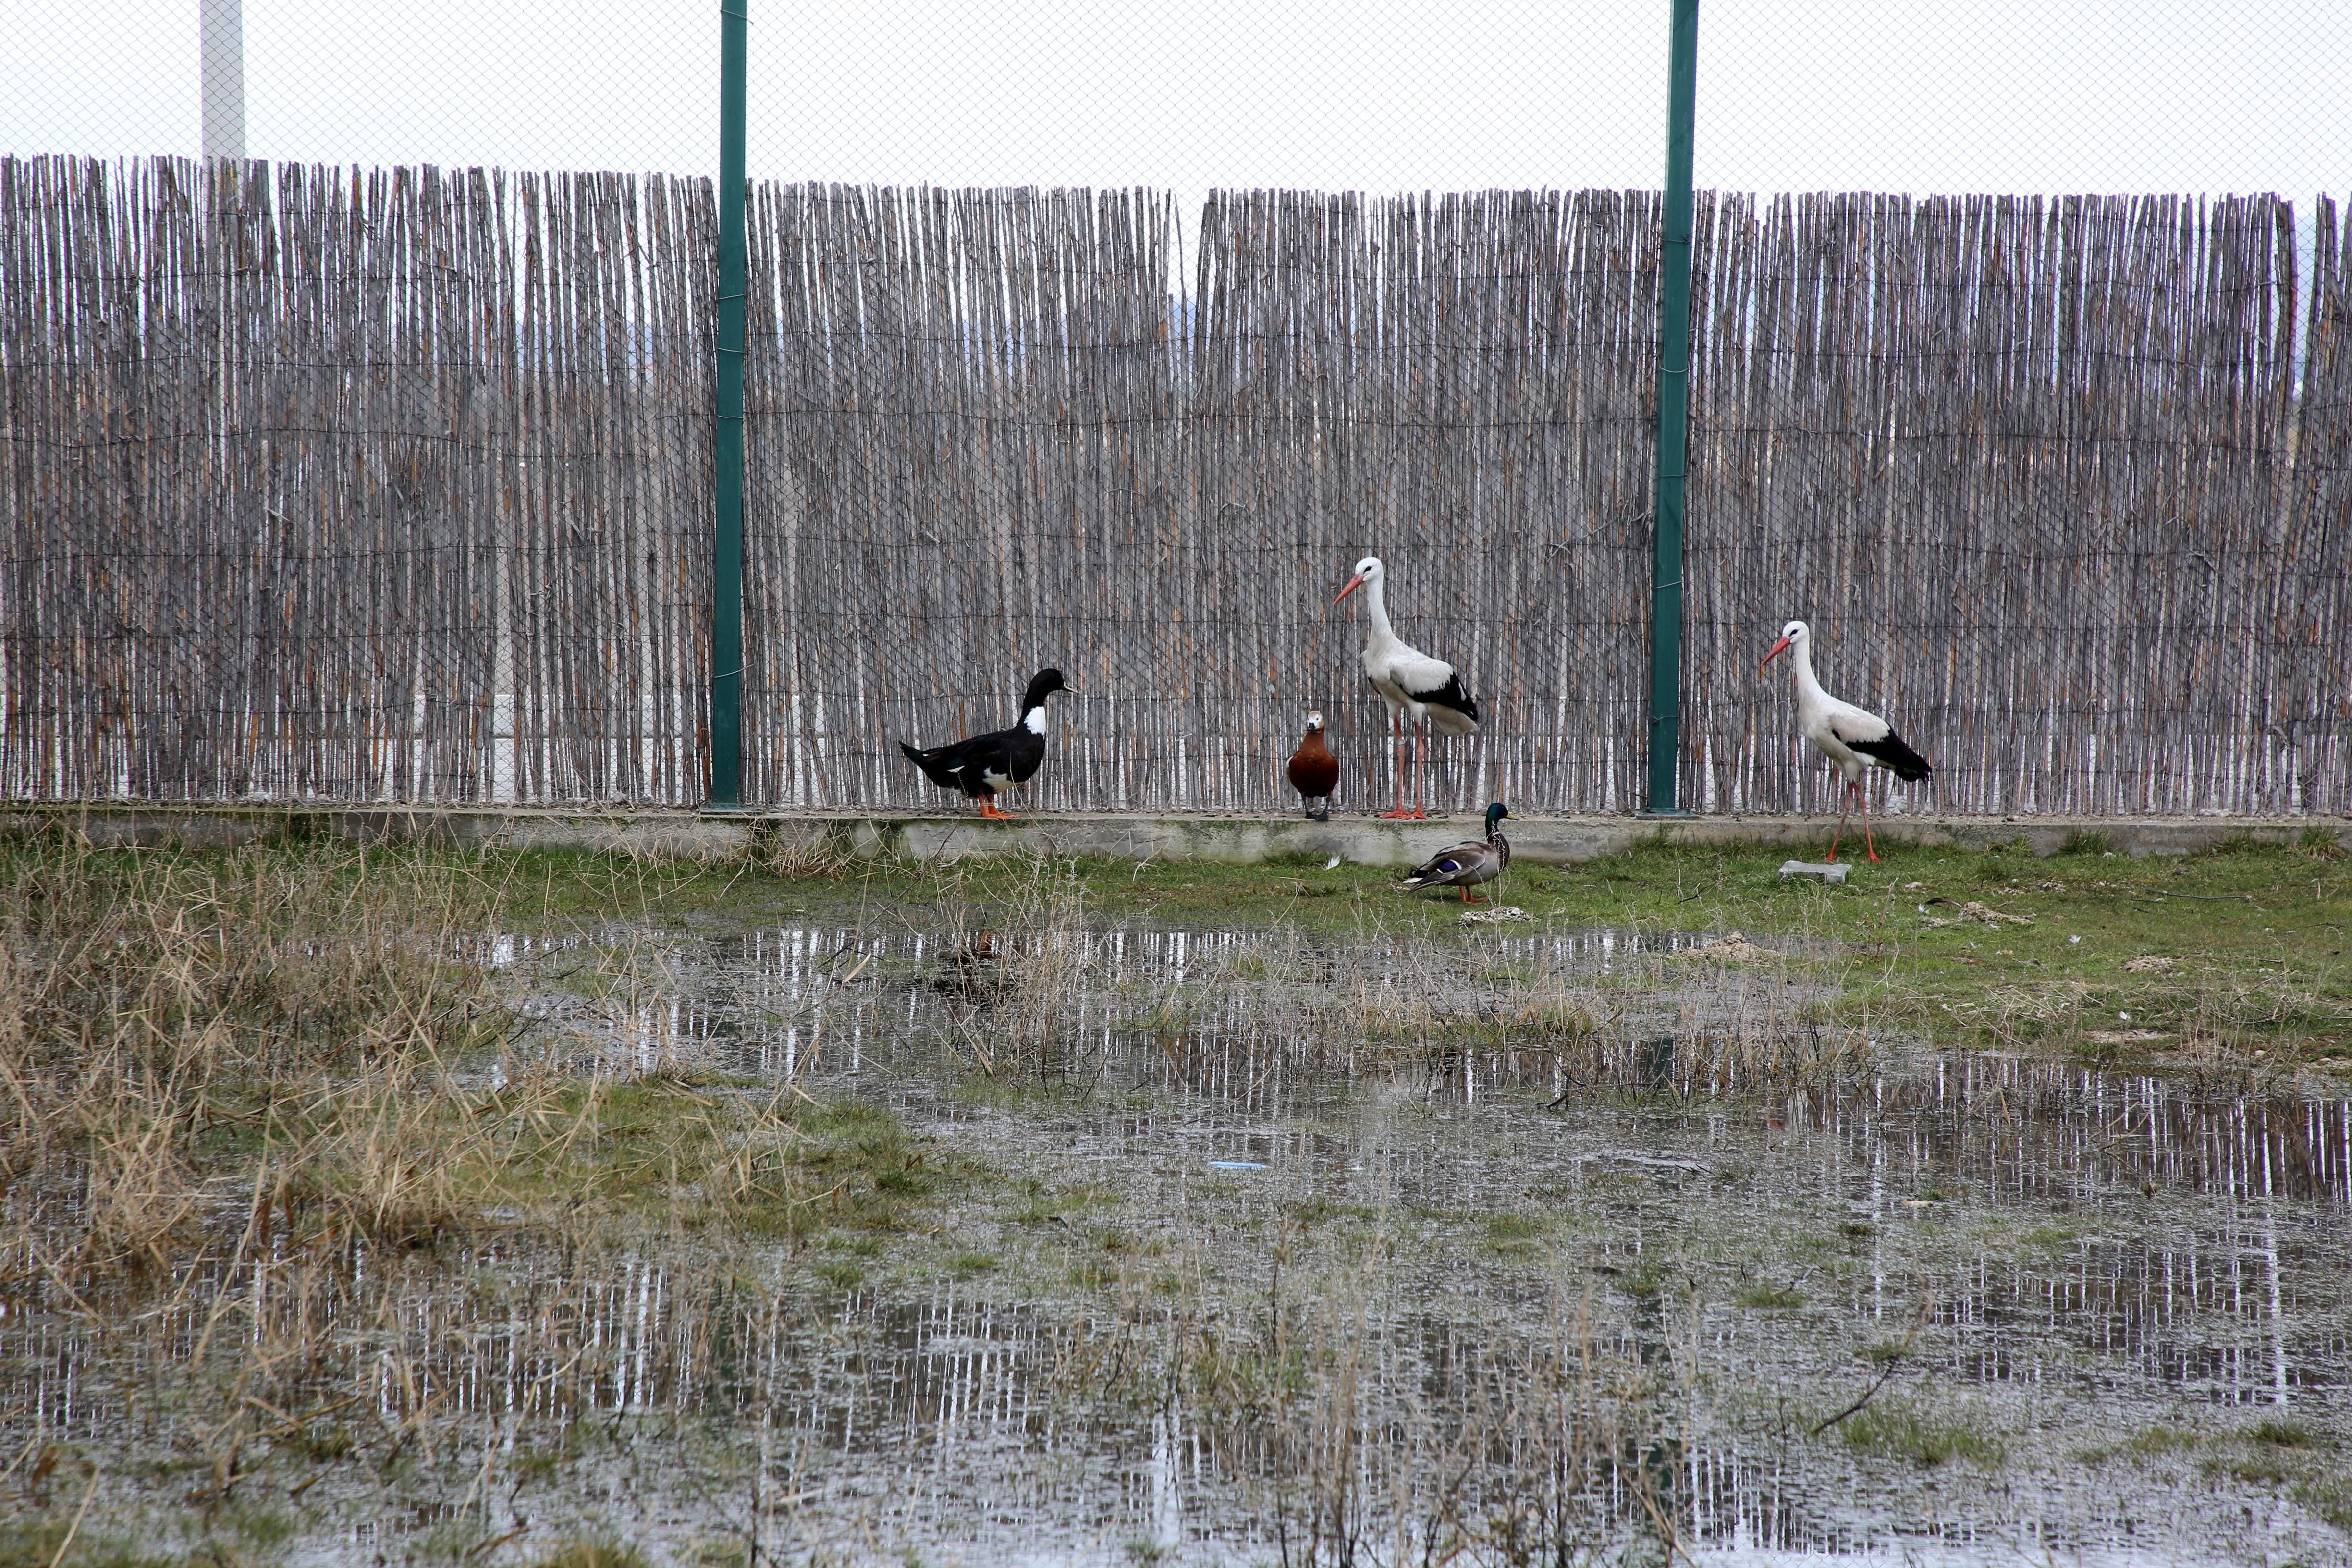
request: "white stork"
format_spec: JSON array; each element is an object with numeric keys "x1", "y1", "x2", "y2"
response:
[
  {"x1": 1761, "y1": 620, "x2": 1931, "y2": 863},
  {"x1": 1334, "y1": 555, "x2": 1480, "y2": 820}
]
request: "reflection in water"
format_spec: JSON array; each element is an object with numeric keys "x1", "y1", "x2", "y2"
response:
[
  {"x1": 641, "y1": 924, "x2": 1771, "y2": 1080},
  {"x1": 593, "y1": 921, "x2": 2350, "y2": 1559},
  {"x1": 0, "y1": 919, "x2": 2342, "y2": 1563},
  {"x1": 666, "y1": 924, "x2": 2352, "y2": 1551},
  {"x1": 616, "y1": 921, "x2": 2352, "y2": 1206}
]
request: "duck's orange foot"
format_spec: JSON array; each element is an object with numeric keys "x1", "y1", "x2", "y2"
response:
[{"x1": 979, "y1": 801, "x2": 1019, "y2": 820}]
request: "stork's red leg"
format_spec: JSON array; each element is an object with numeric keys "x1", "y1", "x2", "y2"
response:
[
  {"x1": 1379, "y1": 710, "x2": 1415, "y2": 819},
  {"x1": 1826, "y1": 782, "x2": 1854, "y2": 863},
  {"x1": 1860, "y1": 781, "x2": 1879, "y2": 862},
  {"x1": 1411, "y1": 723, "x2": 1429, "y2": 820}
]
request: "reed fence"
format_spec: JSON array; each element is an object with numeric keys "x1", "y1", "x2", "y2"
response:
[{"x1": 5, "y1": 155, "x2": 2346, "y2": 815}]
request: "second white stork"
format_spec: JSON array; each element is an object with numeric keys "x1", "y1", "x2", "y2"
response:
[
  {"x1": 1334, "y1": 555, "x2": 1480, "y2": 820},
  {"x1": 1761, "y1": 619, "x2": 1931, "y2": 863}
]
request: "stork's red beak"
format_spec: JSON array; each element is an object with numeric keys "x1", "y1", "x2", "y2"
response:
[
  {"x1": 1334, "y1": 572, "x2": 1365, "y2": 606},
  {"x1": 1761, "y1": 634, "x2": 1793, "y2": 672}
]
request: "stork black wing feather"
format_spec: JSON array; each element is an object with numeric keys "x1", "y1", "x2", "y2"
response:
[
  {"x1": 1845, "y1": 730, "x2": 1932, "y2": 782},
  {"x1": 1409, "y1": 671, "x2": 1480, "y2": 725}
]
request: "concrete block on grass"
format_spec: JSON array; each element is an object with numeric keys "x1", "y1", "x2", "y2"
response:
[{"x1": 1779, "y1": 859, "x2": 1848, "y2": 884}]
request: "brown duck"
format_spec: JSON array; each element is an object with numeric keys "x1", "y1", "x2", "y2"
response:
[{"x1": 1286, "y1": 710, "x2": 1338, "y2": 820}]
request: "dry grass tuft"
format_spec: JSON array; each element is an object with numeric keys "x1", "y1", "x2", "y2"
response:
[
  {"x1": 0, "y1": 832, "x2": 504, "y2": 1274},
  {"x1": 0, "y1": 832, "x2": 960, "y2": 1554}
]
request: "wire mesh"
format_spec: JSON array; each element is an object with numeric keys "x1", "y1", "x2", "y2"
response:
[{"x1": 3, "y1": 3, "x2": 2348, "y2": 813}]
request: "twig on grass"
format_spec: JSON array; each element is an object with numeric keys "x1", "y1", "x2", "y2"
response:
[
  {"x1": 1808, "y1": 1354, "x2": 1905, "y2": 1437},
  {"x1": 45, "y1": 1465, "x2": 100, "y2": 1568},
  {"x1": 1811, "y1": 1303, "x2": 1930, "y2": 1436}
]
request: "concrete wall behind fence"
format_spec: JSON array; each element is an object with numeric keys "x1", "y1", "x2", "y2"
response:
[{"x1": 5, "y1": 159, "x2": 2348, "y2": 815}]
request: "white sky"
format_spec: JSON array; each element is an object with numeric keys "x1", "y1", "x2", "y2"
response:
[{"x1": 5, "y1": 1, "x2": 2348, "y2": 210}]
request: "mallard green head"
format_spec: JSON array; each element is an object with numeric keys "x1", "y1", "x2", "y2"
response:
[{"x1": 1484, "y1": 801, "x2": 1510, "y2": 837}]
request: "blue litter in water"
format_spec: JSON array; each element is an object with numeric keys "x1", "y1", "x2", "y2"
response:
[{"x1": 1208, "y1": 1160, "x2": 1268, "y2": 1170}]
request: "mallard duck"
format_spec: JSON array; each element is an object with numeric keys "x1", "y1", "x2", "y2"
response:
[
  {"x1": 1333, "y1": 556, "x2": 1480, "y2": 820},
  {"x1": 898, "y1": 668, "x2": 1071, "y2": 818},
  {"x1": 1761, "y1": 621, "x2": 1931, "y2": 863},
  {"x1": 1399, "y1": 802, "x2": 1511, "y2": 902},
  {"x1": 1286, "y1": 710, "x2": 1339, "y2": 820}
]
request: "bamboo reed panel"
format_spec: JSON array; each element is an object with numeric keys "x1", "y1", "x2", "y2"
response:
[
  {"x1": 0, "y1": 155, "x2": 713, "y2": 803},
  {"x1": 3, "y1": 159, "x2": 2344, "y2": 813},
  {"x1": 746, "y1": 184, "x2": 1662, "y2": 813},
  {"x1": 1682, "y1": 191, "x2": 2344, "y2": 816}
]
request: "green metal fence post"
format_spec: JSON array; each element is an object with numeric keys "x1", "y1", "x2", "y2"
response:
[
  {"x1": 706, "y1": 0, "x2": 748, "y2": 808},
  {"x1": 1645, "y1": 0, "x2": 1699, "y2": 817}
]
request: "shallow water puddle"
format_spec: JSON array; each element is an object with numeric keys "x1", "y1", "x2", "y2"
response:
[
  {"x1": 586, "y1": 920, "x2": 1846, "y2": 1085},
  {"x1": 0, "y1": 916, "x2": 2341, "y2": 1565},
  {"x1": 554, "y1": 919, "x2": 2352, "y2": 1563}
]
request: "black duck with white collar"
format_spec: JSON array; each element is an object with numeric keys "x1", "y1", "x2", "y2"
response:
[{"x1": 898, "y1": 668, "x2": 1071, "y2": 818}]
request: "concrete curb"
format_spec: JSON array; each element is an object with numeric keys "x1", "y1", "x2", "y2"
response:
[{"x1": 3, "y1": 803, "x2": 2345, "y2": 867}]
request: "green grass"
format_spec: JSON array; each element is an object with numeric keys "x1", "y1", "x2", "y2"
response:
[
  {"x1": 57, "y1": 845, "x2": 965, "y2": 1260},
  {"x1": 2077, "y1": 1424, "x2": 2202, "y2": 1464},
  {"x1": 609, "y1": 833, "x2": 2349, "y2": 1066},
  {"x1": 535, "y1": 1540, "x2": 650, "y2": 1568},
  {"x1": 2208, "y1": 1451, "x2": 2299, "y2": 1485},
  {"x1": 2248, "y1": 1420, "x2": 2327, "y2": 1449},
  {"x1": 0, "y1": 1533, "x2": 179, "y2": 1568},
  {"x1": 1735, "y1": 1282, "x2": 1805, "y2": 1309},
  {"x1": 1484, "y1": 1212, "x2": 1549, "y2": 1257},
  {"x1": 1840, "y1": 1398, "x2": 2006, "y2": 1467},
  {"x1": 281, "y1": 1071, "x2": 949, "y2": 1248},
  {"x1": 34, "y1": 828, "x2": 2339, "y2": 1070},
  {"x1": 2294, "y1": 1477, "x2": 2352, "y2": 1531},
  {"x1": 2197, "y1": 1421, "x2": 2341, "y2": 1492}
]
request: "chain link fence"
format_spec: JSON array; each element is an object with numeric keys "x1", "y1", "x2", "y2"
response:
[{"x1": 4, "y1": 2, "x2": 2347, "y2": 813}]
